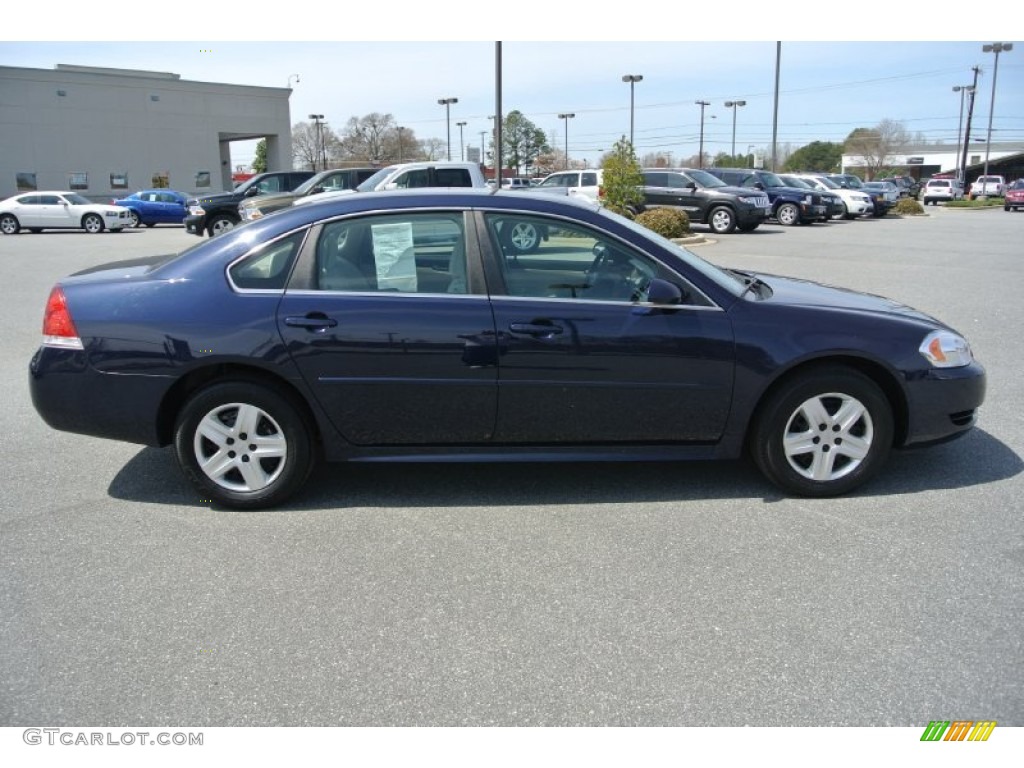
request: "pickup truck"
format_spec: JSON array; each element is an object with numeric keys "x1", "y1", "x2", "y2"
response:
[
  {"x1": 185, "y1": 171, "x2": 315, "y2": 237},
  {"x1": 969, "y1": 175, "x2": 1006, "y2": 198}
]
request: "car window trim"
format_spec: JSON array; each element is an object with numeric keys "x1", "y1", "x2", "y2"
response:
[{"x1": 226, "y1": 226, "x2": 312, "y2": 295}]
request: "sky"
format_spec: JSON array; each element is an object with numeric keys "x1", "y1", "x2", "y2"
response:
[{"x1": 2, "y1": 8, "x2": 1021, "y2": 171}]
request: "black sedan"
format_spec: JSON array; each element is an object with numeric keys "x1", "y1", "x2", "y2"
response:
[{"x1": 30, "y1": 190, "x2": 986, "y2": 509}]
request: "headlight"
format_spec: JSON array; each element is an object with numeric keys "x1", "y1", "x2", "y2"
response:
[
  {"x1": 919, "y1": 330, "x2": 973, "y2": 368},
  {"x1": 241, "y1": 208, "x2": 263, "y2": 222},
  {"x1": 803, "y1": 195, "x2": 813, "y2": 204},
  {"x1": 188, "y1": 205, "x2": 205, "y2": 216},
  {"x1": 738, "y1": 196, "x2": 758, "y2": 204}
]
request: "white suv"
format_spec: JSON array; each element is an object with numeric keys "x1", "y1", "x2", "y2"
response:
[
  {"x1": 534, "y1": 169, "x2": 604, "y2": 201},
  {"x1": 921, "y1": 178, "x2": 964, "y2": 205},
  {"x1": 791, "y1": 173, "x2": 873, "y2": 219}
]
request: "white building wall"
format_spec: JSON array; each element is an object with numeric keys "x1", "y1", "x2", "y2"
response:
[{"x1": 0, "y1": 65, "x2": 294, "y2": 200}]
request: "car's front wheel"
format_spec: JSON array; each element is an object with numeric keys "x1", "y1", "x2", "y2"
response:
[
  {"x1": 174, "y1": 380, "x2": 316, "y2": 509},
  {"x1": 1, "y1": 214, "x2": 21, "y2": 235},
  {"x1": 127, "y1": 210, "x2": 141, "y2": 228},
  {"x1": 776, "y1": 203, "x2": 800, "y2": 226},
  {"x1": 750, "y1": 366, "x2": 893, "y2": 497},
  {"x1": 207, "y1": 216, "x2": 236, "y2": 237},
  {"x1": 82, "y1": 213, "x2": 104, "y2": 233},
  {"x1": 708, "y1": 206, "x2": 736, "y2": 234}
]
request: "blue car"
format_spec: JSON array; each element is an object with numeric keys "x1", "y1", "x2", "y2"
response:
[
  {"x1": 113, "y1": 189, "x2": 189, "y2": 227},
  {"x1": 30, "y1": 190, "x2": 985, "y2": 509}
]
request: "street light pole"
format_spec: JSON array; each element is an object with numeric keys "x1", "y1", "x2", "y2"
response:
[
  {"x1": 621, "y1": 75, "x2": 643, "y2": 147},
  {"x1": 456, "y1": 121, "x2": 467, "y2": 161},
  {"x1": 308, "y1": 113, "x2": 324, "y2": 172},
  {"x1": 558, "y1": 112, "x2": 575, "y2": 170},
  {"x1": 695, "y1": 101, "x2": 711, "y2": 168},
  {"x1": 724, "y1": 100, "x2": 746, "y2": 158},
  {"x1": 981, "y1": 42, "x2": 1013, "y2": 196},
  {"x1": 437, "y1": 97, "x2": 458, "y2": 161},
  {"x1": 952, "y1": 85, "x2": 974, "y2": 183}
]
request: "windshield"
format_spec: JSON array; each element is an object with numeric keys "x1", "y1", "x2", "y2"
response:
[
  {"x1": 64, "y1": 194, "x2": 93, "y2": 205},
  {"x1": 599, "y1": 207, "x2": 745, "y2": 296},
  {"x1": 780, "y1": 176, "x2": 812, "y2": 189},
  {"x1": 687, "y1": 169, "x2": 726, "y2": 188},
  {"x1": 757, "y1": 172, "x2": 787, "y2": 189},
  {"x1": 356, "y1": 166, "x2": 398, "y2": 192},
  {"x1": 293, "y1": 172, "x2": 332, "y2": 195},
  {"x1": 812, "y1": 176, "x2": 839, "y2": 189}
]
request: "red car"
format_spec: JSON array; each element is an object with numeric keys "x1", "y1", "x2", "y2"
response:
[{"x1": 1004, "y1": 179, "x2": 1024, "y2": 212}]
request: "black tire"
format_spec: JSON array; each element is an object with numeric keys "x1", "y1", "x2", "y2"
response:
[
  {"x1": 82, "y1": 213, "x2": 104, "y2": 234},
  {"x1": 145, "y1": 222, "x2": 156, "y2": 228},
  {"x1": 737, "y1": 222, "x2": 760, "y2": 232},
  {"x1": 0, "y1": 214, "x2": 20, "y2": 235},
  {"x1": 174, "y1": 380, "x2": 316, "y2": 509},
  {"x1": 708, "y1": 206, "x2": 737, "y2": 234},
  {"x1": 750, "y1": 366, "x2": 893, "y2": 497},
  {"x1": 776, "y1": 202, "x2": 800, "y2": 226},
  {"x1": 127, "y1": 210, "x2": 141, "y2": 228},
  {"x1": 842, "y1": 202, "x2": 854, "y2": 220},
  {"x1": 503, "y1": 220, "x2": 540, "y2": 254},
  {"x1": 1005, "y1": 206, "x2": 1011, "y2": 212},
  {"x1": 207, "y1": 215, "x2": 236, "y2": 237},
  {"x1": 29, "y1": 228, "x2": 43, "y2": 233}
]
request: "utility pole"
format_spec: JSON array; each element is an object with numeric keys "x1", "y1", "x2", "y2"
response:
[{"x1": 960, "y1": 66, "x2": 981, "y2": 190}]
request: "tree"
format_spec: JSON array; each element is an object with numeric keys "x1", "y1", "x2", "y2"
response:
[
  {"x1": 783, "y1": 141, "x2": 842, "y2": 173},
  {"x1": 500, "y1": 111, "x2": 549, "y2": 174},
  {"x1": 292, "y1": 121, "x2": 335, "y2": 171},
  {"x1": 252, "y1": 139, "x2": 268, "y2": 173},
  {"x1": 844, "y1": 119, "x2": 910, "y2": 180},
  {"x1": 640, "y1": 152, "x2": 674, "y2": 168},
  {"x1": 420, "y1": 137, "x2": 446, "y2": 161},
  {"x1": 339, "y1": 112, "x2": 398, "y2": 165},
  {"x1": 601, "y1": 137, "x2": 644, "y2": 216}
]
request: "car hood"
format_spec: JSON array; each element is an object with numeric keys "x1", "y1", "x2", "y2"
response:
[
  {"x1": 240, "y1": 190, "x2": 296, "y2": 209},
  {"x1": 754, "y1": 272, "x2": 941, "y2": 324},
  {"x1": 188, "y1": 190, "x2": 240, "y2": 204}
]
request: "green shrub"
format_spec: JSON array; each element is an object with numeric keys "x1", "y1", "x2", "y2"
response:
[
  {"x1": 893, "y1": 198, "x2": 925, "y2": 215},
  {"x1": 635, "y1": 207, "x2": 691, "y2": 238}
]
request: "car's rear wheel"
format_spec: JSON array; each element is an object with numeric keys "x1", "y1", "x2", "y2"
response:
[
  {"x1": 207, "y1": 216, "x2": 236, "y2": 237},
  {"x1": 708, "y1": 206, "x2": 736, "y2": 234},
  {"x1": 127, "y1": 210, "x2": 140, "y2": 228},
  {"x1": 174, "y1": 380, "x2": 315, "y2": 509},
  {"x1": 0, "y1": 214, "x2": 20, "y2": 235},
  {"x1": 83, "y1": 214, "x2": 104, "y2": 233},
  {"x1": 737, "y1": 222, "x2": 759, "y2": 232},
  {"x1": 776, "y1": 203, "x2": 800, "y2": 226},
  {"x1": 750, "y1": 366, "x2": 893, "y2": 497},
  {"x1": 504, "y1": 220, "x2": 540, "y2": 254}
]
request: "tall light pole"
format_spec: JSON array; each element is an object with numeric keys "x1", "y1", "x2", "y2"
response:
[
  {"x1": 438, "y1": 97, "x2": 458, "y2": 161},
  {"x1": 952, "y1": 85, "x2": 974, "y2": 183},
  {"x1": 724, "y1": 99, "x2": 746, "y2": 158},
  {"x1": 287, "y1": 73, "x2": 300, "y2": 89},
  {"x1": 308, "y1": 113, "x2": 324, "y2": 172},
  {"x1": 456, "y1": 121, "x2": 467, "y2": 161},
  {"x1": 622, "y1": 74, "x2": 643, "y2": 147},
  {"x1": 981, "y1": 43, "x2": 1013, "y2": 196},
  {"x1": 695, "y1": 100, "x2": 711, "y2": 168},
  {"x1": 558, "y1": 112, "x2": 575, "y2": 169}
]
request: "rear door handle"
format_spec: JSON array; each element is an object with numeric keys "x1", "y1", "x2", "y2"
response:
[{"x1": 284, "y1": 313, "x2": 338, "y2": 330}]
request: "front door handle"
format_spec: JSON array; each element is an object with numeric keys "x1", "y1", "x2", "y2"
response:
[
  {"x1": 509, "y1": 321, "x2": 564, "y2": 338},
  {"x1": 284, "y1": 313, "x2": 338, "y2": 330}
]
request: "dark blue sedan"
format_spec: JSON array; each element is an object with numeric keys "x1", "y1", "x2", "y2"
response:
[
  {"x1": 30, "y1": 190, "x2": 986, "y2": 509},
  {"x1": 113, "y1": 189, "x2": 189, "y2": 227}
]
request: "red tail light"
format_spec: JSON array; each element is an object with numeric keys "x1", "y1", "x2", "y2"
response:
[
  {"x1": 598, "y1": 185, "x2": 606, "y2": 199},
  {"x1": 42, "y1": 286, "x2": 83, "y2": 349}
]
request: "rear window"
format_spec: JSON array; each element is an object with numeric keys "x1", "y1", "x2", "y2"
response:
[{"x1": 434, "y1": 168, "x2": 472, "y2": 186}]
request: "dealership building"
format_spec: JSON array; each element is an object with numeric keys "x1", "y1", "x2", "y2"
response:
[
  {"x1": 0, "y1": 64, "x2": 294, "y2": 200},
  {"x1": 842, "y1": 141, "x2": 1024, "y2": 183}
]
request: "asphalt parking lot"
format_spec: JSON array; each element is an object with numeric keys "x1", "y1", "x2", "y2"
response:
[{"x1": 1, "y1": 208, "x2": 1021, "y2": 727}]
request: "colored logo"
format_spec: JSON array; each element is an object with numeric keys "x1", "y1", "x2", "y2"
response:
[{"x1": 920, "y1": 721, "x2": 996, "y2": 741}]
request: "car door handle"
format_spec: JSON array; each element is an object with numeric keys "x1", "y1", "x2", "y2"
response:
[
  {"x1": 284, "y1": 313, "x2": 338, "y2": 330},
  {"x1": 509, "y1": 321, "x2": 563, "y2": 338}
]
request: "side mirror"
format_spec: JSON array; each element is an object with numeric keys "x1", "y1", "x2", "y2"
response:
[
  {"x1": 383, "y1": 182, "x2": 399, "y2": 190},
  {"x1": 645, "y1": 278, "x2": 684, "y2": 305},
  {"x1": 312, "y1": 185, "x2": 325, "y2": 194},
  {"x1": 244, "y1": 187, "x2": 260, "y2": 197},
  {"x1": 685, "y1": 182, "x2": 697, "y2": 191},
  {"x1": 753, "y1": 182, "x2": 765, "y2": 191}
]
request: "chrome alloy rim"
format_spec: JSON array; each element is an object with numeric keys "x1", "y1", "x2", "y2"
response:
[
  {"x1": 193, "y1": 403, "x2": 288, "y2": 492},
  {"x1": 782, "y1": 392, "x2": 873, "y2": 482}
]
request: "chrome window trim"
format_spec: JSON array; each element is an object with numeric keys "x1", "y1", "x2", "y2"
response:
[{"x1": 226, "y1": 226, "x2": 312, "y2": 294}]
